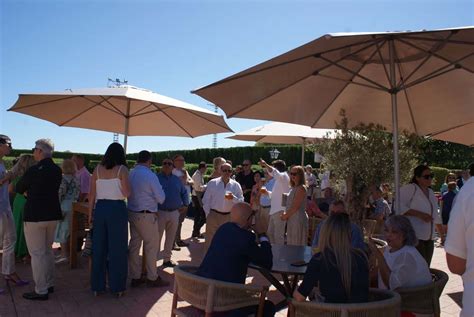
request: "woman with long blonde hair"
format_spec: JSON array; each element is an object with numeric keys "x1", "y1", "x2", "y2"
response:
[
  {"x1": 280, "y1": 165, "x2": 308, "y2": 245},
  {"x1": 293, "y1": 213, "x2": 369, "y2": 303},
  {"x1": 8, "y1": 154, "x2": 36, "y2": 261}
]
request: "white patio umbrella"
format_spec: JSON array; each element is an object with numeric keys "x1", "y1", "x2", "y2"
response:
[
  {"x1": 8, "y1": 85, "x2": 233, "y2": 152},
  {"x1": 430, "y1": 122, "x2": 474, "y2": 147},
  {"x1": 193, "y1": 26, "x2": 474, "y2": 210},
  {"x1": 227, "y1": 122, "x2": 335, "y2": 164}
]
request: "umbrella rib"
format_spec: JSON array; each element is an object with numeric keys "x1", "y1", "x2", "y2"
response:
[
  {"x1": 404, "y1": 66, "x2": 461, "y2": 90},
  {"x1": 98, "y1": 96, "x2": 127, "y2": 116},
  {"x1": 317, "y1": 54, "x2": 389, "y2": 91},
  {"x1": 317, "y1": 74, "x2": 386, "y2": 91},
  {"x1": 393, "y1": 47, "x2": 419, "y2": 135},
  {"x1": 8, "y1": 95, "x2": 79, "y2": 110},
  {"x1": 310, "y1": 41, "x2": 382, "y2": 128},
  {"x1": 58, "y1": 98, "x2": 107, "y2": 126},
  {"x1": 429, "y1": 121, "x2": 474, "y2": 136},
  {"x1": 174, "y1": 106, "x2": 233, "y2": 133},
  {"x1": 374, "y1": 40, "x2": 391, "y2": 85},
  {"x1": 402, "y1": 35, "x2": 474, "y2": 46},
  {"x1": 129, "y1": 102, "x2": 155, "y2": 117},
  {"x1": 150, "y1": 104, "x2": 194, "y2": 137},
  {"x1": 397, "y1": 38, "x2": 474, "y2": 74},
  {"x1": 226, "y1": 40, "x2": 382, "y2": 118},
  {"x1": 395, "y1": 32, "x2": 457, "y2": 87},
  {"x1": 192, "y1": 38, "x2": 381, "y2": 93}
]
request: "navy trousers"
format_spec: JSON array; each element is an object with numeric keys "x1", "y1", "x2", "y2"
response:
[{"x1": 91, "y1": 200, "x2": 128, "y2": 293}]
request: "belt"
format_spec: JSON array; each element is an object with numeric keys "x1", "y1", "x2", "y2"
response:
[
  {"x1": 159, "y1": 208, "x2": 178, "y2": 212},
  {"x1": 130, "y1": 210, "x2": 155, "y2": 214},
  {"x1": 211, "y1": 209, "x2": 230, "y2": 215},
  {"x1": 261, "y1": 205, "x2": 271, "y2": 208}
]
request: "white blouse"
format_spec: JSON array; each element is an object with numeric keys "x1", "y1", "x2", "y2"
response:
[
  {"x1": 397, "y1": 183, "x2": 442, "y2": 240},
  {"x1": 378, "y1": 245, "x2": 432, "y2": 290}
]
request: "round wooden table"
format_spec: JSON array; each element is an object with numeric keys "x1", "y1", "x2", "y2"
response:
[{"x1": 250, "y1": 244, "x2": 312, "y2": 311}]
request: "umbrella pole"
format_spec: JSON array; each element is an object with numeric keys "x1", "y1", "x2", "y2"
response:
[
  {"x1": 301, "y1": 138, "x2": 305, "y2": 166},
  {"x1": 389, "y1": 39, "x2": 401, "y2": 213},
  {"x1": 123, "y1": 101, "x2": 131, "y2": 154}
]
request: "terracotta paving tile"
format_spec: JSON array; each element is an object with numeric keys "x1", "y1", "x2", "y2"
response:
[{"x1": 0, "y1": 218, "x2": 465, "y2": 316}]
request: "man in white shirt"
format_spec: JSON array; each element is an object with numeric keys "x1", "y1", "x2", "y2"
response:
[
  {"x1": 259, "y1": 159, "x2": 290, "y2": 245},
  {"x1": 191, "y1": 162, "x2": 207, "y2": 239},
  {"x1": 202, "y1": 163, "x2": 243, "y2": 250},
  {"x1": 172, "y1": 154, "x2": 193, "y2": 248},
  {"x1": 445, "y1": 163, "x2": 474, "y2": 317},
  {"x1": 128, "y1": 150, "x2": 168, "y2": 288}
]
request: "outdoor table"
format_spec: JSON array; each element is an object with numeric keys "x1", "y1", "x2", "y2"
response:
[
  {"x1": 249, "y1": 244, "x2": 312, "y2": 311},
  {"x1": 70, "y1": 202, "x2": 89, "y2": 269}
]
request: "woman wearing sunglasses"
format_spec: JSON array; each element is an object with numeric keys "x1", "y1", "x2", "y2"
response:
[
  {"x1": 397, "y1": 165, "x2": 443, "y2": 265},
  {"x1": 281, "y1": 165, "x2": 308, "y2": 246}
]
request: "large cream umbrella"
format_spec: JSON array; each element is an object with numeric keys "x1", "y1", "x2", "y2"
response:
[
  {"x1": 227, "y1": 122, "x2": 335, "y2": 164},
  {"x1": 193, "y1": 26, "x2": 474, "y2": 210},
  {"x1": 8, "y1": 85, "x2": 232, "y2": 152}
]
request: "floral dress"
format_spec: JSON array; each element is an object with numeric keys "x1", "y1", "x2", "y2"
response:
[{"x1": 54, "y1": 174, "x2": 80, "y2": 243}]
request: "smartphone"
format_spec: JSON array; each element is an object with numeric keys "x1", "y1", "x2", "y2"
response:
[{"x1": 291, "y1": 260, "x2": 308, "y2": 267}]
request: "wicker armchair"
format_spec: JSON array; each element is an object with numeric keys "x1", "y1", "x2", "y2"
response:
[
  {"x1": 289, "y1": 288, "x2": 401, "y2": 317},
  {"x1": 396, "y1": 268, "x2": 449, "y2": 317},
  {"x1": 171, "y1": 265, "x2": 269, "y2": 317}
]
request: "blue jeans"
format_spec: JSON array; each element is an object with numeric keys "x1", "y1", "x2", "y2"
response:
[{"x1": 91, "y1": 200, "x2": 128, "y2": 293}]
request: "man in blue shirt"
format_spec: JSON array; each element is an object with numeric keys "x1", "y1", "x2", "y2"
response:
[
  {"x1": 157, "y1": 158, "x2": 189, "y2": 268},
  {"x1": 128, "y1": 150, "x2": 168, "y2": 288},
  {"x1": 198, "y1": 202, "x2": 275, "y2": 317},
  {"x1": 312, "y1": 200, "x2": 366, "y2": 251}
]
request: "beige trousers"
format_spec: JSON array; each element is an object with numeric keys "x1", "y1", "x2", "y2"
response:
[
  {"x1": 128, "y1": 212, "x2": 160, "y2": 281},
  {"x1": 157, "y1": 210, "x2": 179, "y2": 262},
  {"x1": 24, "y1": 220, "x2": 57, "y2": 294},
  {"x1": 204, "y1": 210, "x2": 231, "y2": 251},
  {"x1": 255, "y1": 206, "x2": 270, "y2": 235},
  {"x1": 0, "y1": 211, "x2": 16, "y2": 275},
  {"x1": 268, "y1": 211, "x2": 285, "y2": 245}
]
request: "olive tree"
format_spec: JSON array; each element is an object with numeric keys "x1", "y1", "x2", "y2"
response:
[{"x1": 309, "y1": 110, "x2": 420, "y2": 221}]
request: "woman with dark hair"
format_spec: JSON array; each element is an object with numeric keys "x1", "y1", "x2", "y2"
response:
[
  {"x1": 397, "y1": 165, "x2": 442, "y2": 265},
  {"x1": 293, "y1": 213, "x2": 369, "y2": 303},
  {"x1": 281, "y1": 165, "x2": 308, "y2": 246},
  {"x1": 88, "y1": 143, "x2": 130, "y2": 297}
]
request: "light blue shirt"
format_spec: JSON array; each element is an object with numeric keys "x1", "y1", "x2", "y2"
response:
[
  {"x1": 157, "y1": 172, "x2": 190, "y2": 211},
  {"x1": 259, "y1": 178, "x2": 275, "y2": 207},
  {"x1": 128, "y1": 165, "x2": 165, "y2": 212}
]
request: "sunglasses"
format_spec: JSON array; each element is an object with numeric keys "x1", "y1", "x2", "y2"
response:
[
  {"x1": 1, "y1": 142, "x2": 12, "y2": 148},
  {"x1": 221, "y1": 169, "x2": 232, "y2": 173},
  {"x1": 162, "y1": 162, "x2": 173, "y2": 166},
  {"x1": 421, "y1": 173, "x2": 435, "y2": 180},
  {"x1": 290, "y1": 172, "x2": 298, "y2": 176},
  {"x1": 32, "y1": 147, "x2": 40, "y2": 152},
  {"x1": 242, "y1": 163, "x2": 250, "y2": 166}
]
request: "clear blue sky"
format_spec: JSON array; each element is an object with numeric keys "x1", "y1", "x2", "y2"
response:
[{"x1": 1, "y1": 0, "x2": 472, "y2": 154}]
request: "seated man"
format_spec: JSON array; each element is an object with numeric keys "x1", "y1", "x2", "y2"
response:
[
  {"x1": 312, "y1": 200, "x2": 365, "y2": 251},
  {"x1": 197, "y1": 202, "x2": 275, "y2": 317}
]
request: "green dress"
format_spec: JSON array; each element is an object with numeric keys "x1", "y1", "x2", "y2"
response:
[{"x1": 12, "y1": 177, "x2": 28, "y2": 258}]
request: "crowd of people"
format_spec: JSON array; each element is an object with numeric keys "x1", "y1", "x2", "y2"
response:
[{"x1": 0, "y1": 133, "x2": 473, "y2": 317}]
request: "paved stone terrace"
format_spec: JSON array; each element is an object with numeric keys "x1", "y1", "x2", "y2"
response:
[{"x1": 0, "y1": 219, "x2": 463, "y2": 316}]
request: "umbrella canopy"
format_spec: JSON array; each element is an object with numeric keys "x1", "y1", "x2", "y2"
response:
[
  {"x1": 430, "y1": 122, "x2": 474, "y2": 147},
  {"x1": 193, "y1": 26, "x2": 474, "y2": 210},
  {"x1": 8, "y1": 86, "x2": 233, "y2": 151},
  {"x1": 227, "y1": 122, "x2": 335, "y2": 164}
]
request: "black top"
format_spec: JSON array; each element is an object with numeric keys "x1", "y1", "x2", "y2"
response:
[
  {"x1": 298, "y1": 249, "x2": 369, "y2": 303},
  {"x1": 197, "y1": 222, "x2": 272, "y2": 284},
  {"x1": 236, "y1": 171, "x2": 255, "y2": 203},
  {"x1": 16, "y1": 158, "x2": 62, "y2": 222}
]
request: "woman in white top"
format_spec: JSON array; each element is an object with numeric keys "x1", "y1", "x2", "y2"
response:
[
  {"x1": 88, "y1": 143, "x2": 130, "y2": 297},
  {"x1": 369, "y1": 215, "x2": 432, "y2": 316},
  {"x1": 397, "y1": 165, "x2": 443, "y2": 266}
]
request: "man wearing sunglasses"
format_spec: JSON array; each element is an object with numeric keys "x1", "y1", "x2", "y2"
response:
[
  {"x1": 198, "y1": 202, "x2": 275, "y2": 317},
  {"x1": 156, "y1": 158, "x2": 189, "y2": 268},
  {"x1": 202, "y1": 162, "x2": 243, "y2": 250}
]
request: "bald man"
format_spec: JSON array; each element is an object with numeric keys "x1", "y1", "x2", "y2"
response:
[{"x1": 198, "y1": 202, "x2": 275, "y2": 316}]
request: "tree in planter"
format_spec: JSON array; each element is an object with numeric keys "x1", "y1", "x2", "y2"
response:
[{"x1": 309, "y1": 110, "x2": 420, "y2": 222}]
